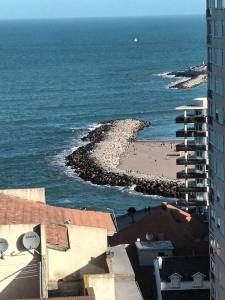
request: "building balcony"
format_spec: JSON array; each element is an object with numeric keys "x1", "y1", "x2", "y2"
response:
[
  {"x1": 206, "y1": 8, "x2": 212, "y2": 18},
  {"x1": 207, "y1": 35, "x2": 212, "y2": 45},
  {"x1": 177, "y1": 184, "x2": 208, "y2": 193},
  {"x1": 208, "y1": 116, "x2": 213, "y2": 125},
  {"x1": 176, "y1": 156, "x2": 208, "y2": 165},
  {"x1": 177, "y1": 169, "x2": 208, "y2": 179},
  {"x1": 208, "y1": 89, "x2": 212, "y2": 98},
  {"x1": 176, "y1": 128, "x2": 207, "y2": 138},
  {"x1": 207, "y1": 63, "x2": 212, "y2": 72},
  {"x1": 176, "y1": 142, "x2": 207, "y2": 152},
  {"x1": 176, "y1": 115, "x2": 207, "y2": 124}
]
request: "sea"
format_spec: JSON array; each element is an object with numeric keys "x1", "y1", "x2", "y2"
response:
[{"x1": 0, "y1": 16, "x2": 207, "y2": 215}]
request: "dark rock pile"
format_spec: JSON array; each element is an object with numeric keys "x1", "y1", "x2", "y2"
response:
[{"x1": 66, "y1": 119, "x2": 182, "y2": 198}]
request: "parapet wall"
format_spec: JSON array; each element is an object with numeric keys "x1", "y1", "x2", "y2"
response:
[{"x1": 0, "y1": 188, "x2": 45, "y2": 203}]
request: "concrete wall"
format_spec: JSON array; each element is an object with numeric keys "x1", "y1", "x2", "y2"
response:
[
  {"x1": 137, "y1": 249, "x2": 173, "y2": 266},
  {"x1": 48, "y1": 225, "x2": 108, "y2": 283},
  {"x1": 153, "y1": 259, "x2": 162, "y2": 300},
  {"x1": 84, "y1": 274, "x2": 115, "y2": 300},
  {"x1": 0, "y1": 188, "x2": 45, "y2": 203},
  {"x1": 0, "y1": 224, "x2": 41, "y2": 300}
]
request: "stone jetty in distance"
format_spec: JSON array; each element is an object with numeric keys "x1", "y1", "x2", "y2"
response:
[
  {"x1": 166, "y1": 64, "x2": 207, "y2": 89},
  {"x1": 66, "y1": 119, "x2": 183, "y2": 198}
]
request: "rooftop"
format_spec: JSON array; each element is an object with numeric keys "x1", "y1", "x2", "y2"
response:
[
  {"x1": 176, "y1": 97, "x2": 207, "y2": 111},
  {"x1": 135, "y1": 240, "x2": 174, "y2": 251},
  {"x1": 110, "y1": 204, "x2": 208, "y2": 256},
  {"x1": 160, "y1": 256, "x2": 209, "y2": 282},
  {"x1": 0, "y1": 193, "x2": 116, "y2": 236}
]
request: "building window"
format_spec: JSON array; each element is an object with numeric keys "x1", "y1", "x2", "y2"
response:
[
  {"x1": 215, "y1": 106, "x2": 219, "y2": 121},
  {"x1": 169, "y1": 273, "x2": 182, "y2": 288},
  {"x1": 223, "y1": 51, "x2": 225, "y2": 67},
  {"x1": 192, "y1": 273, "x2": 205, "y2": 288},
  {"x1": 214, "y1": 21, "x2": 222, "y2": 37},
  {"x1": 217, "y1": 217, "x2": 221, "y2": 229}
]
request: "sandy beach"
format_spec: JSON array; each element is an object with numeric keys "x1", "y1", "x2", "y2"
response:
[
  {"x1": 67, "y1": 119, "x2": 182, "y2": 198},
  {"x1": 118, "y1": 141, "x2": 182, "y2": 180}
]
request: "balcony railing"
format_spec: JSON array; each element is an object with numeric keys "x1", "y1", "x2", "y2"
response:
[
  {"x1": 177, "y1": 185, "x2": 208, "y2": 193},
  {"x1": 177, "y1": 169, "x2": 208, "y2": 179},
  {"x1": 176, "y1": 142, "x2": 207, "y2": 152},
  {"x1": 176, "y1": 156, "x2": 207, "y2": 165},
  {"x1": 176, "y1": 115, "x2": 207, "y2": 124},
  {"x1": 176, "y1": 129, "x2": 207, "y2": 138}
]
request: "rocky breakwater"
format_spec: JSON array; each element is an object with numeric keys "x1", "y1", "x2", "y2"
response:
[
  {"x1": 66, "y1": 119, "x2": 182, "y2": 198},
  {"x1": 168, "y1": 64, "x2": 207, "y2": 89}
]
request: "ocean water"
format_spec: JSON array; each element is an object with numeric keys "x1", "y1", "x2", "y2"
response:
[{"x1": 0, "y1": 16, "x2": 206, "y2": 215}]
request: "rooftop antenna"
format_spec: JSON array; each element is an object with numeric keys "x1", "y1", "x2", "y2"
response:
[
  {"x1": 22, "y1": 232, "x2": 40, "y2": 254},
  {"x1": 0, "y1": 238, "x2": 8, "y2": 259}
]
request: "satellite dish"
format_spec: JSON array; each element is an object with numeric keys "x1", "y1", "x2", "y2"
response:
[
  {"x1": 0, "y1": 239, "x2": 8, "y2": 254},
  {"x1": 23, "y1": 232, "x2": 40, "y2": 250},
  {"x1": 146, "y1": 233, "x2": 154, "y2": 241}
]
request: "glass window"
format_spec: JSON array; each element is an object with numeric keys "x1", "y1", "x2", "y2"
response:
[{"x1": 193, "y1": 273, "x2": 204, "y2": 288}]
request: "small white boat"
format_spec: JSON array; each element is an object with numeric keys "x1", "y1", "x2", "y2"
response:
[{"x1": 134, "y1": 37, "x2": 138, "y2": 43}]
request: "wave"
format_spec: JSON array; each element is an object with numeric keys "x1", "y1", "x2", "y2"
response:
[
  {"x1": 51, "y1": 122, "x2": 102, "y2": 177},
  {"x1": 87, "y1": 122, "x2": 103, "y2": 131},
  {"x1": 155, "y1": 72, "x2": 176, "y2": 79}
]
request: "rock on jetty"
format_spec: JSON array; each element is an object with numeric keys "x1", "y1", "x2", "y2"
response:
[
  {"x1": 66, "y1": 119, "x2": 182, "y2": 198},
  {"x1": 168, "y1": 64, "x2": 207, "y2": 89}
]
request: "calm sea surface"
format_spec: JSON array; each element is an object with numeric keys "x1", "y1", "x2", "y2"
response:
[{"x1": 0, "y1": 16, "x2": 206, "y2": 215}]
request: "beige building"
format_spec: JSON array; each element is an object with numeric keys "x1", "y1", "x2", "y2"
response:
[
  {"x1": 207, "y1": 1, "x2": 225, "y2": 300},
  {"x1": 0, "y1": 188, "x2": 116, "y2": 300},
  {"x1": 0, "y1": 188, "x2": 143, "y2": 300}
]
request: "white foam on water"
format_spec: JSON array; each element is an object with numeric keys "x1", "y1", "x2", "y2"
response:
[
  {"x1": 88, "y1": 122, "x2": 102, "y2": 131},
  {"x1": 155, "y1": 72, "x2": 176, "y2": 79}
]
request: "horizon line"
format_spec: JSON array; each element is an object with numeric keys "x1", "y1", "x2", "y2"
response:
[{"x1": 0, "y1": 14, "x2": 205, "y2": 21}]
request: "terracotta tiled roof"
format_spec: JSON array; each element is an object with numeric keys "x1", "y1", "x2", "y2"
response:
[
  {"x1": 0, "y1": 194, "x2": 116, "y2": 235},
  {"x1": 46, "y1": 224, "x2": 69, "y2": 250},
  {"x1": 109, "y1": 204, "x2": 208, "y2": 255}
]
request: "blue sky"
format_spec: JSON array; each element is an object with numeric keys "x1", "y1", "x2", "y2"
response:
[{"x1": 0, "y1": 0, "x2": 205, "y2": 19}]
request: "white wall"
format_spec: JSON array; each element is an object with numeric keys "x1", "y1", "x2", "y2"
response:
[
  {"x1": 48, "y1": 225, "x2": 108, "y2": 282},
  {"x1": 85, "y1": 274, "x2": 115, "y2": 300},
  {"x1": 0, "y1": 224, "x2": 41, "y2": 300}
]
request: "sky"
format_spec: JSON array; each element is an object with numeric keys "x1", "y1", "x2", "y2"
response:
[{"x1": 0, "y1": 0, "x2": 205, "y2": 20}]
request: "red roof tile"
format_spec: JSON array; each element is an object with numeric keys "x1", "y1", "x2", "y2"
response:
[
  {"x1": 0, "y1": 194, "x2": 116, "y2": 235},
  {"x1": 46, "y1": 224, "x2": 69, "y2": 250},
  {"x1": 109, "y1": 204, "x2": 208, "y2": 256}
]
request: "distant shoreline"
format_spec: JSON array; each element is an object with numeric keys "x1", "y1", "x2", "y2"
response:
[{"x1": 66, "y1": 119, "x2": 182, "y2": 198}]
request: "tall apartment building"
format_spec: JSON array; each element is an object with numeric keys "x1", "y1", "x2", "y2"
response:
[
  {"x1": 176, "y1": 97, "x2": 208, "y2": 205},
  {"x1": 207, "y1": 1, "x2": 225, "y2": 299}
]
